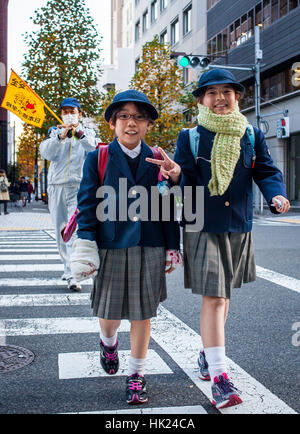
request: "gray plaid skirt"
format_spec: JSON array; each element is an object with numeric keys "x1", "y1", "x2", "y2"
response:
[
  {"x1": 183, "y1": 230, "x2": 256, "y2": 299},
  {"x1": 91, "y1": 246, "x2": 166, "y2": 321}
]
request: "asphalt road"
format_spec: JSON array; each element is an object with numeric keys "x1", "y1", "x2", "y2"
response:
[{"x1": 0, "y1": 216, "x2": 299, "y2": 415}]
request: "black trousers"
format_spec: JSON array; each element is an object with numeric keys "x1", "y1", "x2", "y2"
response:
[{"x1": 0, "y1": 200, "x2": 8, "y2": 213}]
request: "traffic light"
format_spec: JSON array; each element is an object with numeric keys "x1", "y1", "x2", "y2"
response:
[
  {"x1": 177, "y1": 55, "x2": 210, "y2": 70},
  {"x1": 276, "y1": 117, "x2": 290, "y2": 139}
]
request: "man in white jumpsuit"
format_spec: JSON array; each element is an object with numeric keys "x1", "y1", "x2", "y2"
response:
[{"x1": 40, "y1": 97, "x2": 97, "y2": 291}]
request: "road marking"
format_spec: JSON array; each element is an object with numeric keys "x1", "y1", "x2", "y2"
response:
[
  {"x1": 151, "y1": 306, "x2": 296, "y2": 414},
  {"x1": 1, "y1": 254, "x2": 61, "y2": 261},
  {"x1": 0, "y1": 293, "x2": 91, "y2": 306},
  {"x1": 0, "y1": 278, "x2": 92, "y2": 287},
  {"x1": 64, "y1": 405, "x2": 208, "y2": 415},
  {"x1": 0, "y1": 228, "x2": 47, "y2": 231},
  {"x1": 0, "y1": 264, "x2": 64, "y2": 272},
  {"x1": 256, "y1": 266, "x2": 300, "y2": 294},
  {"x1": 58, "y1": 349, "x2": 173, "y2": 379},
  {"x1": 0, "y1": 241, "x2": 56, "y2": 245},
  {"x1": 0, "y1": 306, "x2": 296, "y2": 414},
  {"x1": 0, "y1": 317, "x2": 129, "y2": 336},
  {"x1": 0, "y1": 249, "x2": 58, "y2": 253},
  {"x1": 0, "y1": 235, "x2": 52, "y2": 239}
]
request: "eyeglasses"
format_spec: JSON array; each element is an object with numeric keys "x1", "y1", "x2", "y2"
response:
[{"x1": 116, "y1": 112, "x2": 149, "y2": 121}]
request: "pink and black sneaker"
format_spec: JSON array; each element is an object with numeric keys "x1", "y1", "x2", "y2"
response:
[
  {"x1": 99, "y1": 340, "x2": 119, "y2": 375},
  {"x1": 197, "y1": 350, "x2": 210, "y2": 381},
  {"x1": 126, "y1": 374, "x2": 148, "y2": 405},
  {"x1": 211, "y1": 373, "x2": 243, "y2": 409}
]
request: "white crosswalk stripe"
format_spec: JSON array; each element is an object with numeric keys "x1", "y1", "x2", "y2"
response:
[{"x1": 0, "y1": 230, "x2": 297, "y2": 414}]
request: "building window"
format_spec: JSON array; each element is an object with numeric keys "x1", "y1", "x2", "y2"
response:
[
  {"x1": 142, "y1": 10, "x2": 149, "y2": 33},
  {"x1": 160, "y1": 0, "x2": 168, "y2": 13},
  {"x1": 222, "y1": 28, "x2": 228, "y2": 53},
  {"x1": 208, "y1": 0, "x2": 300, "y2": 59},
  {"x1": 207, "y1": 0, "x2": 220, "y2": 10},
  {"x1": 289, "y1": 0, "x2": 299, "y2": 11},
  {"x1": 171, "y1": 17, "x2": 179, "y2": 45},
  {"x1": 263, "y1": 0, "x2": 272, "y2": 28},
  {"x1": 135, "y1": 0, "x2": 140, "y2": 6},
  {"x1": 280, "y1": 0, "x2": 288, "y2": 16},
  {"x1": 183, "y1": 4, "x2": 192, "y2": 36},
  {"x1": 255, "y1": 2, "x2": 263, "y2": 25},
  {"x1": 151, "y1": 0, "x2": 158, "y2": 23},
  {"x1": 272, "y1": 0, "x2": 279, "y2": 21},
  {"x1": 235, "y1": 18, "x2": 241, "y2": 46},
  {"x1": 240, "y1": 14, "x2": 248, "y2": 43},
  {"x1": 160, "y1": 28, "x2": 168, "y2": 44},
  {"x1": 183, "y1": 68, "x2": 193, "y2": 86},
  {"x1": 135, "y1": 20, "x2": 140, "y2": 42},
  {"x1": 229, "y1": 24, "x2": 235, "y2": 49},
  {"x1": 248, "y1": 9, "x2": 254, "y2": 37}
]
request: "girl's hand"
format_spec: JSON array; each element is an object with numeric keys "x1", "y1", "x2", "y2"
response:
[
  {"x1": 165, "y1": 250, "x2": 183, "y2": 274},
  {"x1": 271, "y1": 195, "x2": 290, "y2": 214},
  {"x1": 146, "y1": 147, "x2": 181, "y2": 184}
]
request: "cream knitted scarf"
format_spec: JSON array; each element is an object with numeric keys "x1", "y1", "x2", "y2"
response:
[{"x1": 197, "y1": 102, "x2": 248, "y2": 196}]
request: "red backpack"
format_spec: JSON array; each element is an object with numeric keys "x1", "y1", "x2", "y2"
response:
[{"x1": 61, "y1": 145, "x2": 163, "y2": 242}]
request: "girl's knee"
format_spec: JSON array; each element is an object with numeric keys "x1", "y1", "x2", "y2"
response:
[{"x1": 202, "y1": 296, "x2": 227, "y2": 311}]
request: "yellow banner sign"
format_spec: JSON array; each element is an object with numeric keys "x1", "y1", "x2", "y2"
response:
[{"x1": 1, "y1": 70, "x2": 46, "y2": 128}]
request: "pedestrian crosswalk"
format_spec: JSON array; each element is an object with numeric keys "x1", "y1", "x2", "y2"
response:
[
  {"x1": 0, "y1": 230, "x2": 297, "y2": 415},
  {"x1": 253, "y1": 216, "x2": 300, "y2": 226}
]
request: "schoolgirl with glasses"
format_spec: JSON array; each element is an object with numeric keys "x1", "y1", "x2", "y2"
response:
[{"x1": 70, "y1": 90, "x2": 181, "y2": 405}]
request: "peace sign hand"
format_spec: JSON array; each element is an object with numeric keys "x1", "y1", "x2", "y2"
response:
[{"x1": 145, "y1": 147, "x2": 181, "y2": 184}]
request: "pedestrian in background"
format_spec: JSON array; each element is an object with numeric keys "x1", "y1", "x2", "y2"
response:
[
  {"x1": 70, "y1": 90, "x2": 181, "y2": 405},
  {"x1": 9, "y1": 181, "x2": 20, "y2": 206},
  {"x1": 147, "y1": 69, "x2": 290, "y2": 410},
  {"x1": 39, "y1": 97, "x2": 97, "y2": 291},
  {"x1": 27, "y1": 180, "x2": 34, "y2": 203},
  {"x1": 19, "y1": 176, "x2": 28, "y2": 207},
  {"x1": 0, "y1": 169, "x2": 10, "y2": 215}
]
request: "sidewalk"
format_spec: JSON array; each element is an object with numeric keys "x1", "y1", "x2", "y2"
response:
[
  {"x1": 0, "y1": 202, "x2": 299, "y2": 232},
  {"x1": 254, "y1": 210, "x2": 300, "y2": 224},
  {"x1": 0, "y1": 200, "x2": 53, "y2": 231}
]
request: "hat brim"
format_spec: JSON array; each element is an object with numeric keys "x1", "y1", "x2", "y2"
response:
[
  {"x1": 61, "y1": 103, "x2": 81, "y2": 109},
  {"x1": 104, "y1": 98, "x2": 158, "y2": 122},
  {"x1": 192, "y1": 80, "x2": 245, "y2": 97}
]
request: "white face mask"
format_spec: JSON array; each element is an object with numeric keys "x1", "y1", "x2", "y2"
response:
[{"x1": 62, "y1": 113, "x2": 79, "y2": 125}]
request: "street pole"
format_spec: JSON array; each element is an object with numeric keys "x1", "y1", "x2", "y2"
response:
[
  {"x1": 13, "y1": 121, "x2": 15, "y2": 181},
  {"x1": 254, "y1": 26, "x2": 263, "y2": 214},
  {"x1": 34, "y1": 136, "x2": 39, "y2": 201}
]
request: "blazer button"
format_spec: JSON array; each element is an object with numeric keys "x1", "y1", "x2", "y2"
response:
[{"x1": 225, "y1": 201, "x2": 230, "y2": 207}]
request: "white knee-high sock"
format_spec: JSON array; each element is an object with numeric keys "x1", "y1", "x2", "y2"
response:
[
  {"x1": 128, "y1": 356, "x2": 147, "y2": 377},
  {"x1": 100, "y1": 331, "x2": 117, "y2": 348},
  {"x1": 204, "y1": 346, "x2": 226, "y2": 383}
]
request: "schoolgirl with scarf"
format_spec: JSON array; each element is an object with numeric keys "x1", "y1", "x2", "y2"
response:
[{"x1": 146, "y1": 69, "x2": 290, "y2": 409}]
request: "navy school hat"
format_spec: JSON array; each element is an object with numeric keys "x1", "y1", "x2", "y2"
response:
[
  {"x1": 60, "y1": 97, "x2": 81, "y2": 109},
  {"x1": 192, "y1": 68, "x2": 245, "y2": 97},
  {"x1": 104, "y1": 89, "x2": 158, "y2": 122}
]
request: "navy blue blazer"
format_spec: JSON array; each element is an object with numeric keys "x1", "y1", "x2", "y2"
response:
[
  {"x1": 174, "y1": 125, "x2": 287, "y2": 233},
  {"x1": 76, "y1": 138, "x2": 180, "y2": 250}
]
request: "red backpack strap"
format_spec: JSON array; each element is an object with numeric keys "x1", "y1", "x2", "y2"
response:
[
  {"x1": 98, "y1": 145, "x2": 109, "y2": 185},
  {"x1": 150, "y1": 147, "x2": 164, "y2": 182}
]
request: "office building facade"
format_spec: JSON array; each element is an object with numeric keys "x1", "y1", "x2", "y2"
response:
[{"x1": 207, "y1": 0, "x2": 300, "y2": 204}]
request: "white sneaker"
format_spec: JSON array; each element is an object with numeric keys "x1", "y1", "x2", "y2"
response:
[
  {"x1": 61, "y1": 273, "x2": 67, "y2": 281},
  {"x1": 67, "y1": 278, "x2": 82, "y2": 292}
]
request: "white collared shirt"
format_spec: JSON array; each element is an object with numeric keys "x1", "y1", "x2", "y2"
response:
[{"x1": 118, "y1": 139, "x2": 141, "y2": 159}]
